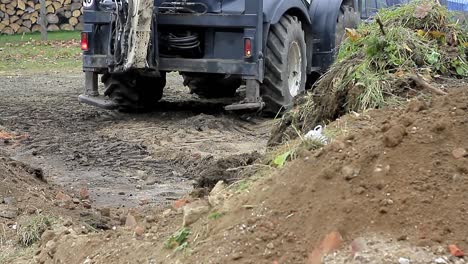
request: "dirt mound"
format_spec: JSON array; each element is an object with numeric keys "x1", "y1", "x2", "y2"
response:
[
  {"x1": 40, "y1": 86, "x2": 468, "y2": 264},
  {"x1": 182, "y1": 87, "x2": 468, "y2": 263}
]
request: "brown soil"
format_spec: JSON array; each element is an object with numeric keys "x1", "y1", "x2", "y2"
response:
[
  {"x1": 31, "y1": 86, "x2": 468, "y2": 264},
  {"x1": 191, "y1": 152, "x2": 262, "y2": 190}
]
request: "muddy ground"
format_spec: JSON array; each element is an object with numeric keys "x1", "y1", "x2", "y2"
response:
[{"x1": 0, "y1": 72, "x2": 271, "y2": 208}]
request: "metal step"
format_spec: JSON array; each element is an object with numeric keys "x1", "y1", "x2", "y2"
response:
[
  {"x1": 224, "y1": 102, "x2": 264, "y2": 111},
  {"x1": 78, "y1": 94, "x2": 118, "y2": 110}
]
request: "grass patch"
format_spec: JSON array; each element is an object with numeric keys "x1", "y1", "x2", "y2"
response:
[
  {"x1": 0, "y1": 245, "x2": 36, "y2": 263},
  {"x1": 0, "y1": 31, "x2": 80, "y2": 46},
  {"x1": 208, "y1": 212, "x2": 224, "y2": 220},
  {"x1": 0, "y1": 31, "x2": 81, "y2": 73},
  {"x1": 17, "y1": 215, "x2": 55, "y2": 247},
  {"x1": 164, "y1": 227, "x2": 191, "y2": 250}
]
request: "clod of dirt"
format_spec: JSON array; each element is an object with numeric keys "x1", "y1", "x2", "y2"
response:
[
  {"x1": 382, "y1": 125, "x2": 407, "y2": 147},
  {"x1": 191, "y1": 152, "x2": 261, "y2": 190}
]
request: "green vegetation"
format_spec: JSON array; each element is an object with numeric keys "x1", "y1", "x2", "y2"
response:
[
  {"x1": 208, "y1": 212, "x2": 224, "y2": 220},
  {"x1": 17, "y1": 214, "x2": 54, "y2": 247},
  {"x1": 0, "y1": 31, "x2": 80, "y2": 45},
  {"x1": 334, "y1": 1, "x2": 467, "y2": 111},
  {"x1": 164, "y1": 227, "x2": 191, "y2": 251},
  {"x1": 0, "y1": 31, "x2": 81, "y2": 73},
  {"x1": 272, "y1": 1, "x2": 467, "y2": 144}
]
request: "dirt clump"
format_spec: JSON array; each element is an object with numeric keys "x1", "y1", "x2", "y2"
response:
[{"x1": 191, "y1": 152, "x2": 262, "y2": 190}]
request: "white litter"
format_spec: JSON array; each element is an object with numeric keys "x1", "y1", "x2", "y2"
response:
[{"x1": 304, "y1": 125, "x2": 328, "y2": 145}]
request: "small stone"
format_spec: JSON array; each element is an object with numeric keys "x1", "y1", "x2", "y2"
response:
[
  {"x1": 449, "y1": 244, "x2": 465, "y2": 257},
  {"x1": 208, "y1": 181, "x2": 228, "y2": 207},
  {"x1": 266, "y1": 242, "x2": 274, "y2": 249},
  {"x1": 99, "y1": 208, "x2": 111, "y2": 217},
  {"x1": 232, "y1": 253, "x2": 243, "y2": 260},
  {"x1": 398, "y1": 257, "x2": 411, "y2": 264},
  {"x1": 72, "y1": 198, "x2": 80, "y2": 204},
  {"x1": 350, "y1": 237, "x2": 367, "y2": 254},
  {"x1": 40, "y1": 230, "x2": 56, "y2": 245},
  {"x1": 383, "y1": 125, "x2": 407, "y2": 148},
  {"x1": 452, "y1": 148, "x2": 467, "y2": 159},
  {"x1": 162, "y1": 209, "x2": 172, "y2": 217},
  {"x1": 79, "y1": 187, "x2": 90, "y2": 200},
  {"x1": 173, "y1": 198, "x2": 188, "y2": 209},
  {"x1": 45, "y1": 240, "x2": 57, "y2": 255},
  {"x1": 134, "y1": 226, "x2": 145, "y2": 237},
  {"x1": 379, "y1": 207, "x2": 388, "y2": 214},
  {"x1": 182, "y1": 200, "x2": 210, "y2": 226},
  {"x1": 145, "y1": 215, "x2": 156, "y2": 223},
  {"x1": 63, "y1": 219, "x2": 73, "y2": 227},
  {"x1": 0, "y1": 205, "x2": 18, "y2": 219},
  {"x1": 434, "y1": 257, "x2": 448, "y2": 264},
  {"x1": 342, "y1": 165, "x2": 360, "y2": 181},
  {"x1": 136, "y1": 185, "x2": 142, "y2": 190},
  {"x1": 125, "y1": 213, "x2": 137, "y2": 228},
  {"x1": 3, "y1": 197, "x2": 16, "y2": 205},
  {"x1": 55, "y1": 192, "x2": 71, "y2": 201},
  {"x1": 139, "y1": 198, "x2": 150, "y2": 205},
  {"x1": 82, "y1": 200, "x2": 92, "y2": 209}
]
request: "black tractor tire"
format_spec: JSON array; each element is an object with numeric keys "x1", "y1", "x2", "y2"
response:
[
  {"x1": 182, "y1": 74, "x2": 242, "y2": 99},
  {"x1": 103, "y1": 72, "x2": 166, "y2": 111},
  {"x1": 261, "y1": 14, "x2": 307, "y2": 114},
  {"x1": 335, "y1": 4, "x2": 361, "y2": 51}
]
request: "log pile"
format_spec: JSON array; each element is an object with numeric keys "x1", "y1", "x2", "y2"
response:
[{"x1": 0, "y1": 0, "x2": 83, "y2": 34}]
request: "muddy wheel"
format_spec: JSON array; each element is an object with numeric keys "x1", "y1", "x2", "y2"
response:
[
  {"x1": 261, "y1": 15, "x2": 307, "y2": 114},
  {"x1": 335, "y1": 4, "x2": 360, "y2": 51},
  {"x1": 182, "y1": 74, "x2": 241, "y2": 98},
  {"x1": 103, "y1": 72, "x2": 166, "y2": 111}
]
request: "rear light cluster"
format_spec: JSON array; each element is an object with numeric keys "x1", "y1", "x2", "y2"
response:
[
  {"x1": 81, "y1": 32, "x2": 89, "y2": 51},
  {"x1": 244, "y1": 38, "x2": 252, "y2": 58}
]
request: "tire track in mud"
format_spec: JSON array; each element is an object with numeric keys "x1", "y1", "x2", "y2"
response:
[{"x1": 0, "y1": 72, "x2": 271, "y2": 207}]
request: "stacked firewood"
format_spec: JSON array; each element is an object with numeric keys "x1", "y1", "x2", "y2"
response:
[{"x1": 0, "y1": 0, "x2": 83, "y2": 34}]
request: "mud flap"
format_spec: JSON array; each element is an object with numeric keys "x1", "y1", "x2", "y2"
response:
[{"x1": 123, "y1": 0, "x2": 154, "y2": 70}]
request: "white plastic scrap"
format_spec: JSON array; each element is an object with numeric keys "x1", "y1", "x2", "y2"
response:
[{"x1": 304, "y1": 125, "x2": 328, "y2": 145}]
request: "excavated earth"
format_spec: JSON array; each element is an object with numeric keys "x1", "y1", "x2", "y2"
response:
[{"x1": 19, "y1": 82, "x2": 465, "y2": 264}]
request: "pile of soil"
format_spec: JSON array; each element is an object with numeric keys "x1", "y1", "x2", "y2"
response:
[
  {"x1": 182, "y1": 87, "x2": 468, "y2": 263},
  {"x1": 0, "y1": 151, "x2": 49, "y2": 222},
  {"x1": 39, "y1": 86, "x2": 468, "y2": 264}
]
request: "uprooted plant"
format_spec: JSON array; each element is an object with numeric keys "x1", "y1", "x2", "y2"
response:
[{"x1": 269, "y1": 0, "x2": 467, "y2": 146}]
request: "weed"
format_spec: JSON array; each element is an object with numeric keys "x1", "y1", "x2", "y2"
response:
[
  {"x1": 208, "y1": 212, "x2": 224, "y2": 220},
  {"x1": 164, "y1": 227, "x2": 191, "y2": 250},
  {"x1": 17, "y1": 215, "x2": 54, "y2": 247},
  {"x1": 234, "y1": 179, "x2": 250, "y2": 192}
]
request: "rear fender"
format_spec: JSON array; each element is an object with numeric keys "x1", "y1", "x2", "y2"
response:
[
  {"x1": 263, "y1": 0, "x2": 313, "y2": 73},
  {"x1": 309, "y1": 0, "x2": 357, "y2": 71},
  {"x1": 263, "y1": 0, "x2": 311, "y2": 25}
]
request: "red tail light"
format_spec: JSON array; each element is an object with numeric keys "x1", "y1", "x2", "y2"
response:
[
  {"x1": 244, "y1": 38, "x2": 252, "y2": 58},
  {"x1": 81, "y1": 32, "x2": 89, "y2": 51}
]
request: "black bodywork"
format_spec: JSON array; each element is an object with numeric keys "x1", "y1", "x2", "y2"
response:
[
  {"x1": 80, "y1": 0, "x2": 358, "y2": 109},
  {"x1": 82, "y1": 0, "x2": 358, "y2": 76}
]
